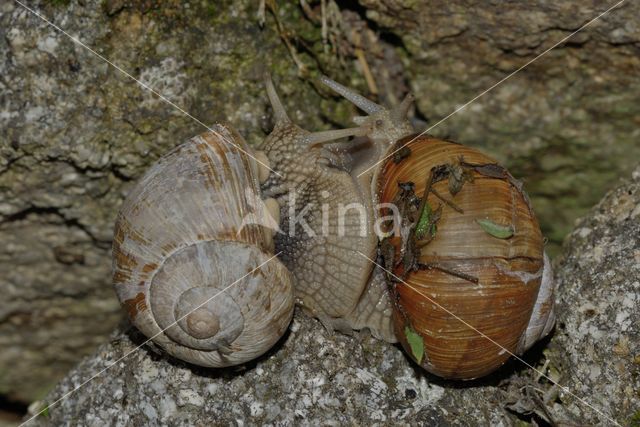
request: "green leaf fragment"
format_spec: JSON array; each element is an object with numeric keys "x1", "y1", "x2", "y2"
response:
[
  {"x1": 415, "y1": 202, "x2": 436, "y2": 240},
  {"x1": 39, "y1": 405, "x2": 50, "y2": 418},
  {"x1": 404, "y1": 326, "x2": 424, "y2": 364},
  {"x1": 476, "y1": 219, "x2": 514, "y2": 239}
]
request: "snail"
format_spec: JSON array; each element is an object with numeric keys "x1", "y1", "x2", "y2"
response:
[
  {"x1": 112, "y1": 77, "x2": 368, "y2": 367},
  {"x1": 318, "y1": 76, "x2": 556, "y2": 379}
]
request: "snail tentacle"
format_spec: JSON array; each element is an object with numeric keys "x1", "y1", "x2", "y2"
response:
[
  {"x1": 264, "y1": 73, "x2": 290, "y2": 123},
  {"x1": 319, "y1": 75, "x2": 383, "y2": 115}
]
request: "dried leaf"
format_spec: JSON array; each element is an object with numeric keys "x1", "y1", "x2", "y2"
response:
[
  {"x1": 447, "y1": 161, "x2": 474, "y2": 195},
  {"x1": 393, "y1": 146, "x2": 412, "y2": 164},
  {"x1": 477, "y1": 219, "x2": 514, "y2": 239},
  {"x1": 448, "y1": 164, "x2": 465, "y2": 195},
  {"x1": 404, "y1": 326, "x2": 424, "y2": 364},
  {"x1": 380, "y1": 238, "x2": 396, "y2": 281},
  {"x1": 471, "y1": 163, "x2": 508, "y2": 179}
]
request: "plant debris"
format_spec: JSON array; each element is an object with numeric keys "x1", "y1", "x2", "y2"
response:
[
  {"x1": 414, "y1": 171, "x2": 437, "y2": 240},
  {"x1": 430, "y1": 188, "x2": 464, "y2": 214},
  {"x1": 417, "y1": 262, "x2": 479, "y2": 284},
  {"x1": 446, "y1": 157, "x2": 475, "y2": 195},
  {"x1": 476, "y1": 218, "x2": 514, "y2": 239},
  {"x1": 392, "y1": 146, "x2": 412, "y2": 164},
  {"x1": 404, "y1": 326, "x2": 424, "y2": 364},
  {"x1": 379, "y1": 165, "x2": 478, "y2": 285},
  {"x1": 462, "y1": 161, "x2": 508, "y2": 179}
]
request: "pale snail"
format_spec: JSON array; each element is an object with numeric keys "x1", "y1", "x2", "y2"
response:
[
  {"x1": 112, "y1": 74, "x2": 556, "y2": 378},
  {"x1": 111, "y1": 76, "x2": 368, "y2": 367}
]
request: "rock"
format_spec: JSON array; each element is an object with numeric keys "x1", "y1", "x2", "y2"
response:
[
  {"x1": 23, "y1": 167, "x2": 640, "y2": 425},
  {"x1": 548, "y1": 166, "x2": 640, "y2": 424},
  {"x1": 23, "y1": 315, "x2": 498, "y2": 426}
]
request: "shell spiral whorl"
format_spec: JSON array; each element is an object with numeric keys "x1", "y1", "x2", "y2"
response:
[{"x1": 112, "y1": 126, "x2": 294, "y2": 367}]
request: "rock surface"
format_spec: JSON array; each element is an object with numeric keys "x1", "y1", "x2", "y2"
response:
[
  {"x1": 549, "y1": 166, "x2": 640, "y2": 424},
  {"x1": 2, "y1": 0, "x2": 640, "y2": 413},
  {"x1": 24, "y1": 167, "x2": 640, "y2": 426}
]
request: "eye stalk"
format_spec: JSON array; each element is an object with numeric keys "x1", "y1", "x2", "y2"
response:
[
  {"x1": 262, "y1": 73, "x2": 366, "y2": 148},
  {"x1": 318, "y1": 75, "x2": 384, "y2": 115},
  {"x1": 319, "y1": 75, "x2": 415, "y2": 147}
]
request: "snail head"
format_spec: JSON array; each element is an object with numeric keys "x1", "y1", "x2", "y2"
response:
[{"x1": 318, "y1": 75, "x2": 414, "y2": 147}]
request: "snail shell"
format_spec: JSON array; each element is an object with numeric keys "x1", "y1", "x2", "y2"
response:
[
  {"x1": 112, "y1": 125, "x2": 294, "y2": 367},
  {"x1": 378, "y1": 136, "x2": 547, "y2": 379}
]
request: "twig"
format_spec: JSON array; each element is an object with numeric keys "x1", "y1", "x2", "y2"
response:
[
  {"x1": 352, "y1": 30, "x2": 378, "y2": 96},
  {"x1": 417, "y1": 262, "x2": 479, "y2": 284},
  {"x1": 431, "y1": 188, "x2": 464, "y2": 213}
]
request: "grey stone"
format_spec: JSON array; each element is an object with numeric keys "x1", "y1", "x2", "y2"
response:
[{"x1": 548, "y1": 166, "x2": 640, "y2": 424}]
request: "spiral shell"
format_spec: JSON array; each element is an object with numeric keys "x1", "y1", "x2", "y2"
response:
[
  {"x1": 378, "y1": 135, "x2": 546, "y2": 379},
  {"x1": 112, "y1": 126, "x2": 294, "y2": 367}
]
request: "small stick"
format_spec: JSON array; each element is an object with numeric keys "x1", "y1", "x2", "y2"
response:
[
  {"x1": 417, "y1": 262, "x2": 479, "y2": 284},
  {"x1": 353, "y1": 31, "x2": 378, "y2": 96},
  {"x1": 415, "y1": 169, "x2": 435, "y2": 224},
  {"x1": 268, "y1": 3, "x2": 308, "y2": 76},
  {"x1": 431, "y1": 188, "x2": 464, "y2": 214}
]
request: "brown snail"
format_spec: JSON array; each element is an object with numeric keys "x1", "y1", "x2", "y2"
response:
[{"x1": 318, "y1": 76, "x2": 556, "y2": 379}]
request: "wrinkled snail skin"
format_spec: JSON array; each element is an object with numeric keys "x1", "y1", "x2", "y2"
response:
[
  {"x1": 320, "y1": 77, "x2": 557, "y2": 379},
  {"x1": 312, "y1": 76, "x2": 417, "y2": 343},
  {"x1": 112, "y1": 126, "x2": 294, "y2": 367},
  {"x1": 256, "y1": 77, "x2": 380, "y2": 325},
  {"x1": 337, "y1": 264, "x2": 397, "y2": 342},
  {"x1": 314, "y1": 76, "x2": 422, "y2": 343}
]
